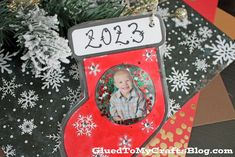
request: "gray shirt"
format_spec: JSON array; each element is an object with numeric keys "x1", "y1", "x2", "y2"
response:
[{"x1": 109, "y1": 88, "x2": 147, "y2": 121}]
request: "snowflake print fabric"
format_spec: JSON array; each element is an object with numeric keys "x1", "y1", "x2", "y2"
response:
[
  {"x1": 205, "y1": 35, "x2": 235, "y2": 66},
  {"x1": 46, "y1": 122, "x2": 62, "y2": 153},
  {"x1": 61, "y1": 87, "x2": 81, "y2": 107},
  {"x1": 1, "y1": 145, "x2": 16, "y2": 157},
  {"x1": 0, "y1": 77, "x2": 22, "y2": 99},
  {"x1": 167, "y1": 68, "x2": 196, "y2": 94},
  {"x1": 167, "y1": 99, "x2": 181, "y2": 118},
  {"x1": 179, "y1": 31, "x2": 206, "y2": 54},
  {"x1": 18, "y1": 90, "x2": 39, "y2": 109},
  {"x1": 18, "y1": 119, "x2": 37, "y2": 135}
]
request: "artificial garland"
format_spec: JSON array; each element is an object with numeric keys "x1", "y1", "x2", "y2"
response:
[
  {"x1": 0, "y1": 0, "x2": 166, "y2": 77},
  {"x1": 0, "y1": 0, "x2": 126, "y2": 77}
]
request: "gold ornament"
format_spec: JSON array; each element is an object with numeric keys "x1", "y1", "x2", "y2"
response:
[
  {"x1": 174, "y1": 8, "x2": 188, "y2": 20},
  {"x1": 122, "y1": 0, "x2": 160, "y2": 15},
  {"x1": 8, "y1": 0, "x2": 40, "y2": 11}
]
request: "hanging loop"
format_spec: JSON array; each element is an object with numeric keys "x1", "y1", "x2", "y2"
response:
[{"x1": 149, "y1": 0, "x2": 159, "y2": 27}]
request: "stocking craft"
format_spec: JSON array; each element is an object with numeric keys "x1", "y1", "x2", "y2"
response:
[{"x1": 61, "y1": 14, "x2": 169, "y2": 157}]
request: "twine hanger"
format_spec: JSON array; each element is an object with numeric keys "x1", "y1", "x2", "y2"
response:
[{"x1": 123, "y1": 0, "x2": 188, "y2": 24}]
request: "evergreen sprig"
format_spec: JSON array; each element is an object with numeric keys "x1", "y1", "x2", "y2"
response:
[
  {"x1": 41, "y1": 0, "x2": 125, "y2": 37},
  {"x1": 11, "y1": 6, "x2": 71, "y2": 77},
  {"x1": 0, "y1": 0, "x2": 19, "y2": 47}
]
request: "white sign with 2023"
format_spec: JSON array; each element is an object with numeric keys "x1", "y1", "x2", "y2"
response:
[{"x1": 70, "y1": 15, "x2": 165, "y2": 57}]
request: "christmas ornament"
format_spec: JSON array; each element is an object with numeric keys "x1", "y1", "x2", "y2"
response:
[
  {"x1": 123, "y1": 0, "x2": 161, "y2": 15},
  {"x1": 174, "y1": 7, "x2": 188, "y2": 20},
  {"x1": 61, "y1": 13, "x2": 168, "y2": 157}
]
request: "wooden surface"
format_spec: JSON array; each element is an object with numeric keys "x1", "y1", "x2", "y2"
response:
[
  {"x1": 194, "y1": 75, "x2": 235, "y2": 126},
  {"x1": 214, "y1": 8, "x2": 235, "y2": 39}
]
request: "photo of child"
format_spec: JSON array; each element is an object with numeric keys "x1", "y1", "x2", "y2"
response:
[
  {"x1": 96, "y1": 64, "x2": 155, "y2": 125},
  {"x1": 109, "y1": 69, "x2": 147, "y2": 122}
]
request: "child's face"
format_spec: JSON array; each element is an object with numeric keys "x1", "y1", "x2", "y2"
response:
[{"x1": 114, "y1": 71, "x2": 133, "y2": 96}]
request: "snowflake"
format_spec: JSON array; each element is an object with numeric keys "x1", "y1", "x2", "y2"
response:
[
  {"x1": 92, "y1": 152, "x2": 108, "y2": 157},
  {"x1": 172, "y1": 17, "x2": 192, "y2": 29},
  {"x1": 88, "y1": 63, "x2": 100, "y2": 76},
  {"x1": 69, "y1": 63, "x2": 80, "y2": 80},
  {"x1": 0, "y1": 47, "x2": 18, "y2": 74},
  {"x1": 198, "y1": 26, "x2": 212, "y2": 39},
  {"x1": 1, "y1": 145, "x2": 16, "y2": 157},
  {"x1": 205, "y1": 35, "x2": 235, "y2": 66},
  {"x1": 179, "y1": 31, "x2": 206, "y2": 54},
  {"x1": 40, "y1": 68, "x2": 69, "y2": 92},
  {"x1": 18, "y1": 90, "x2": 39, "y2": 109},
  {"x1": 167, "y1": 99, "x2": 181, "y2": 118},
  {"x1": 159, "y1": 42, "x2": 175, "y2": 59},
  {"x1": 192, "y1": 58, "x2": 210, "y2": 72},
  {"x1": 46, "y1": 122, "x2": 61, "y2": 153},
  {"x1": 18, "y1": 119, "x2": 37, "y2": 135},
  {"x1": 61, "y1": 87, "x2": 81, "y2": 106},
  {"x1": 167, "y1": 67, "x2": 196, "y2": 94},
  {"x1": 0, "y1": 77, "x2": 22, "y2": 99},
  {"x1": 143, "y1": 49, "x2": 156, "y2": 61},
  {"x1": 73, "y1": 114, "x2": 97, "y2": 136},
  {"x1": 119, "y1": 135, "x2": 132, "y2": 148},
  {"x1": 141, "y1": 119, "x2": 154, "y2": 133},
  {"x1": 157, "y1": 6, "x2": 170, "y2": 21}
]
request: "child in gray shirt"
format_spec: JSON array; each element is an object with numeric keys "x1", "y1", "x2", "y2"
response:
[{"x1": 109, "y1": 69, "x2": 147, "y2": 122}]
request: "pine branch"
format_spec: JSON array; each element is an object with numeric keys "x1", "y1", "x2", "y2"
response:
[
  {"x1": 0, "y1": 0, "x2": 20, "y2": 47},
  {"x1": 11, "y1": 6, "x2": 71, "y2": 77},
  {"x1": 41, "y1": 0, "x2": 125, "y2": 37}
]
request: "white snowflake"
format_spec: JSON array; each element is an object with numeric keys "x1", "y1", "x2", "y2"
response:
[
  {"x1": 92, "y1": 152, "x2": 108, "y2": 157},
  {"x1": 119, "y1": 135, "x2": 132, "y2": 148},
  {"x1": 61, "y1": 87, "x2": 81, "y2": 106},
  {"x1": 157, "y1": 6, "x2": 170, "y2": 21},
  {"x1": 143, "y1": 49, "x2": 156, "y2": 61},
  {"x1": 167, "y1": 67, "x2": 196, "y2": 94},
  {"x1": 73, "y1": 114, "x2": 97, "y2": 137},
  {"x1": 180, "y1": 31, "x2": 206, "y2": 53},
  {"x1": 0, "y1": 46, "x2": 18, "y2": 74},
  {"x1": 1, "y1": 145, "x2": 16, "y2": 157},
  {"x1": 205, "y1": 35, "x2": 235, "y2": 66},
  {"x1": 0, "y1": 77, "x2": 22, "y2": 99},
  {"x1": 141, "y1": 119, "x2": 154, "y2": 133},
  {"x1": 18, "y1": 90, "x2": 39, "y2": 109},
  {"x1": 192, "y1": 58, "x2": 210, "y2": 72},
  {"x1": 88, "y1": 63, "x2": 100, "y2": 76},
  {"x1": 69, "y1": 63, "x2": 80, "y2": 80},
  {"x1": 172, "y1": 17, "x2": 192, "y2": 29},
  {"x1": 18, "y1": 119, "x2": 37, "y2": 135},
  {"x1": 40, "y1": 68, "x2": 69, "y2": 92},
  {"x1": 159, "y1": 42, "x2": 175, "y2": 59},
  {"x1": 46, "y1": 122, "x2": 61, "y2": 153},
  {"x1": 198, "y1": 26, "x2": 212, "y2": 39},
  {"x1": 167, "y1": 99, "x2": 181, "y2": 118}
]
